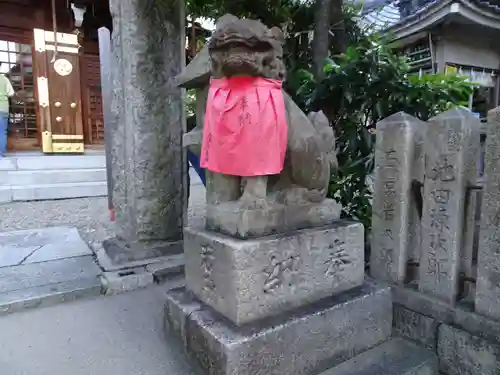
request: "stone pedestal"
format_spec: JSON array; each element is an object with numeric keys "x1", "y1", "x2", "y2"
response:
[
  {"x1": 105, "y1": 0, "x2": 186, "y2": 265},
  {"x1": 165, "y1": 217, "x2": 439, "y2": 375},
  {"x1": 185, "y1": 222, "x2": 364, "y2": 325},
  {"x1": 165, "y1": 223, "x2": 394, "y2": 375},
  {"x1": 165, "y1": 281, "x2": 392, "y2": 375}
]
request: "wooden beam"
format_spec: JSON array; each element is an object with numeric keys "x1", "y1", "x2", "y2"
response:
[
  {"x1": 0, "y1": 3, "x2": 47, "y2": 31},
  {"x1": 0, "y1": 0, "x2": 32, "y2": 5}
]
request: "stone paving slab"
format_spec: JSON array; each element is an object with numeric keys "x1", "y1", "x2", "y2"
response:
[
  {"x1": 0, "y1": 226, "x2": 102, "y2": 315},
  {"x1": 25, "y1": 240, "x2": 91, "y2": 264},
  {"x1": 0, "y1": 256, "x2": 100, "y2": 293},
  {"x1": 0, "y1": 277, "x2": 102, "y2": 316},
  {"x1": 0, "y1": 227, "x2": 92, "y2": 268},
  {"x1": 0, "y1": 224, "x2": 188, "y2": 313},
  {"x1": 0, "y1": 245, "x2": 39, "y2": 268}
]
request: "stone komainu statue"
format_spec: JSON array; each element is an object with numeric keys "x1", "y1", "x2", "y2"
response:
[{"x1": 180, "y1": 15, "x2": 337, "y2": 209}]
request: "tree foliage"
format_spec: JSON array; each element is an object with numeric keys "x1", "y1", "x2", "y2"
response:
[
  {"x1": 186, "y1": 0, "x2": 305, "y2": 26},
  {"x1": 290, "y1": 33, "x2": 474, "y2": 229}
]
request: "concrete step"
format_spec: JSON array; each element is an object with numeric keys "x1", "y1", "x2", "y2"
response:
[
  {"x1": 7, "y1": 181, "x2": 107, "y2": 202},
  {"x1": 319, "y1": 338, "x2": 438, "y2": 375},
  {"x1": 0, "y1": 154, "x2": 106, "y2": 171},
  {"x1": 0, "y1": 168, "x2": 106, "y2": 186},
  {"x1": 0, "y1": 187, "x2": 10, "y2": 203},
  {"x1": 0, "y1": 157, "x2": 16, "y2": 171}
]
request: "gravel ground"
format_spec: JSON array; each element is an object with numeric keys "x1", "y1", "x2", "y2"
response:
[{"x1": 0, "y1": 183, "x2": 206, "y2": 247}]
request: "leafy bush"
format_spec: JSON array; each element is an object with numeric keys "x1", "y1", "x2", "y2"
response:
[{"x1": 288, "y1": 34, "x2": 474, "y2": 230}]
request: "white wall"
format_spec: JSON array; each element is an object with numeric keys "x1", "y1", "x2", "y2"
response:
[{"x1": 435, "y1": 24, "x2": 500, "y2": 72}]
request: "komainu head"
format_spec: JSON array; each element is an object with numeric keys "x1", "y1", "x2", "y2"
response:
[{"x1": 208, "y1": 17, "x2": 286, "y2": 80}]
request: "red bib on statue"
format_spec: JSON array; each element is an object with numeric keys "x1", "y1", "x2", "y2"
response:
[{"x1": 200, "y1": 77, "x2": 287, "y2": 176}]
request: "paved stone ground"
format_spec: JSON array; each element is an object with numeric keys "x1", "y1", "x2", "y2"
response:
[
  {"x1": 0, "y1": 176, "x2": 206, "y2": 313},
  {"x1": 0, "y1": 172, "x2": 207, "y2": 373},
  {"x1": 0, "y1": 227, "x2": 92, "y2": 267},
  {"x1": 0, "y1": 282, "x2": 202, "y2": 375},
  {"x1": 0, "y1": 227, "x2": 102, "y2": 315},
  {"x1": 0, "y1": 183, "x2": 206, "y2": 246}
]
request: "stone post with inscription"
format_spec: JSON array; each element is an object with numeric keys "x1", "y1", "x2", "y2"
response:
[
  {"x1": 419, "y1": 108, "x2": 481, "y2": 304},
  {"x1": 371, "y1": 112, "x2": 425, "y2": 284},
  {"x1": 476, "y1": 106, "x2": 500, "y2": 319},
  {"x1": 102, "y1": 0, "x2": 186, "y2": 266},
  {"x1": 163, "y1": 15, "x2": 437, "y2": 375}
]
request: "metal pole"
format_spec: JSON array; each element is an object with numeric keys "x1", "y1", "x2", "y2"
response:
[{"x1": 98, "y1": 27, "x2": 115, "y2": 220}]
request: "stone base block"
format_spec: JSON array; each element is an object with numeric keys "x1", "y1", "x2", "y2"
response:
[
  {"x1": 392, "y1": 286, "x2": 500, "y2": 345},
  {"x1": 102, "y1": 237, "x2": 183, "y2": 264},
  {"x1": 206, "y1": 198, "x2": 341, "y2": 239},
  {"x1": 101, "y1": 268, "x2": 154, "y2": 295},
  {"x1": 95, "y1": 243, "x2": 185, "y2": 274},
  {"x1": 319, "y1": 338, "x2": 438, "y2": 375},
  {"x1": 164, "y1": 281, "x2": 392, "y2": 375},
  {"x1": 393, "y1": 286, "x2": 500, "y2": 375},
  {"x1": 438, "y1": 324, "x2": 500, "y2": 375},
  {"x1": 393, "y1": 305, "x2": 439, "y2": 351},
  {"x1": 95, "y1": 248, "x2": 185, "y2": 294},
  {"x1": 185, "y1": 221, "x2": 364, "y2": 325}
]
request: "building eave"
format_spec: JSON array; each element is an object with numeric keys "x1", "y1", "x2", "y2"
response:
[
  {"x1": 386, "y1": 0, "x2": 500, "y2": 42},
  {"x1": 387, "y1": 31, "x2": 430, "y2": 48},
  {"x1": 458, "y1": 0, "x2": 500, "y2": 29},
  {"x1": 386, "y1": 0, "x2": 454, "y2": 40}
]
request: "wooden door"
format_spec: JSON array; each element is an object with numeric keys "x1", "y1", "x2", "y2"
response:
[
  {"x1": 33, "y1": 29, "x2": 84, "y2": 153},
  {"x1": 0, "y1": 28, "x2": 39, "y2": 152},
  {"x1": 81, "y1": 53, "x2": 105, "y2": 145}
]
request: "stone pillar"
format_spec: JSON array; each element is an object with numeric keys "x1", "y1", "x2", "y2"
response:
[
  {"x1": 97, "y1": 27, "x2": 114, "y2": 217},
  {"x1": 105, "y1": 0, "x2": 186, "y2": 263},
  {"x1": 418, "y1": 108, "x2": 480, "y2": 304},
  {"x1": 476, "y1": 106, "x2": 500, "y2": 319},
  {"x1": 370, "y1": 112, "x2": 425, "y2": 284}
]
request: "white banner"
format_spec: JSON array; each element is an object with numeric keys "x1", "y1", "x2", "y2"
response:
[{"x1": 458, "y1": 67, "x2": 496, "y2": 87}]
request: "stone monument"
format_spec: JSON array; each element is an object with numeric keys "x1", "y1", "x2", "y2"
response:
[
  {"x1": 101, "y1": 0, "x2": 186, "y2": 265},
  {"x1": 164, "y1": 15, "x2": 437, "y2": 375},
  {"x1": 95, "y1": 0, "x2": 186, "y2": 292}
]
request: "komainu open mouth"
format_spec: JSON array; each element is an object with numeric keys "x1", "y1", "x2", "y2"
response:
[{"x1": 211, "y1": 34, "x2": 273, "y2": 52}]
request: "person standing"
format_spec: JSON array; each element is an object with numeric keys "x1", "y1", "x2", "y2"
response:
[{"x1": 0, "y1": 62, "x2": 15, "y2": 157}]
